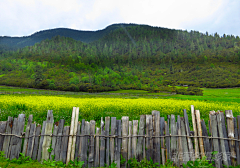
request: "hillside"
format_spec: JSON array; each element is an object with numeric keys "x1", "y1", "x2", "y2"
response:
[
  {"x1": 0, "y1": 23, "x2": 136, "y2": 51},
  {"x1": 0, "y1": 23, "x2": 240, "y2": 92}
]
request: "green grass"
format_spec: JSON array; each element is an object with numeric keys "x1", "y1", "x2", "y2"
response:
[{"x1": 167, "y1": 88, "x2": 240, "y2": 104}]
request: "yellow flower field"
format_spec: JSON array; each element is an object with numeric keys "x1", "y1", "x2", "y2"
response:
[{"x1": 0, "y1": 95, "x2": 239, "y2": 125}]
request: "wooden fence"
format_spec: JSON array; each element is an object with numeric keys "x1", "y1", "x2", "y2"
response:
[{"x1": 0, "y1": 105, "x2": 239, "y2": 168}]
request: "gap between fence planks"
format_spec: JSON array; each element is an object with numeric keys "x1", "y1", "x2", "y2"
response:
[{"x1": 1, "y1": 106, "x2": 240, "y2": 168}]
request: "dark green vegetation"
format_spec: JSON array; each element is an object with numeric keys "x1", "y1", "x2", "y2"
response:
[{"x1": 0, "y1": 23, "x2": 240, "y2": 92}]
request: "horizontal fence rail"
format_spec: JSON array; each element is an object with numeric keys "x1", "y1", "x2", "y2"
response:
[{"x1": 0, "y1": 105, "x2": 239, "y2": 168}]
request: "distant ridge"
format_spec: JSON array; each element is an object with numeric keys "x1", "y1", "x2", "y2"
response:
[{"x1": 0, "y1": 23, "x2": 139, "y2": 50}]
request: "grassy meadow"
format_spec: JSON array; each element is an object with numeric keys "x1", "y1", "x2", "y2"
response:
[{"x1": 0, "y1": 86, "x2": 239, "y2": 128}]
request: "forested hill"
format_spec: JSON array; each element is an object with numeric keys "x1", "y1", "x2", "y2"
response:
[
  {"x1": 0, "y1": 23, "x2": 136, "y2": 51},
  {"x1": 0, "y1": 23, "x2": 240, "y2": 92}
]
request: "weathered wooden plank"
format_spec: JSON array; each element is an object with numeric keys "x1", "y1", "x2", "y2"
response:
[
  {"x1": 8, "y1": 118, "x2": 18, "y2": 159},
  {"x1": 238, "y1": 116, "x2": 240, "y2": 165},
  {"x1": 32, "y1": 124, "x2": 41, "y2": 160},
  {"x1": 216, "y1": 112, "x2": 229, "y2": 167},
  {"x1": 219, "y1": 112, "x2": 230, "y2": 166},
  {"x1": 170, "y1": 114, "x2": 177, "y2": 165},
  {"x1": 26, "y1": 123, "x2": 36, "y2": 158},
  {"x1": 115, "y1": 120, "x2": 122, "y2": 168},
  {"x1": 50, "y1": 123, "x2": 58, "y2": 160},
  {"x1": 74, "y1": 122, "x2": 81, "y2": 160},
  {"x1": 88, "y1": 120, "x2": 96, "y2": 168},
  {"x1": 37, "y1": 121, "x2": 46, "y2": 161},
  {"x1": 233, "y1": 117, "x2": 240, "y2": 165},
  {"x1": 165, "y1": 115, "x2": 170, "y2": 161},
  {"x1": 22, "y1": 115, "x2": 33, "y2": 155},
  {"x1": 121, "y1": 116, "x2": 129, "y2": 168},
  {"x1": 128, "y1": 121, "x2": 132, "y2": 161},
  {"x1": 110, "y1": 117, "x2": 116, "y2": 165},
  {"x1": 0, "y1": 121, "x2": 7, "y2": 151},
  {"x1": 100, "y1": 117, "x2": 105, "y2": 167},
  {"x1": 136, "y1": 115, "x2": 145, "y2": 162},
  {"x1": 146, "y1": 115, "x2": 153, "y2": 161},
  {"x1": 10, "y1": 114, "x2": 25, "y2": 160},
  {"x1": 177, "y1": 115, "x2": 183, "y2": 167},
  {"x1": 195, "y1": 110, "x2": 205, "y2": 158},
  {"x1": 71, "y1": 107, "x2": 79, "y2": 161},
  {"x1": 2, "y1": 116, "x2": 13, "y2": 157},
  {"x1": 78, "y1": 119, "x2": 85, "y2": 161},
  {"x1": 80, "y1": 121, "x2": 90, "y2": 167},
  {"x1": 152, "y1": 110, "x2": 160, "y2": 165},
  {"x1": 160, "y1": 117, "x2": 165, "y2": 165},
  {"x1": 226, "y1": 110, "x2": 236, "y2": 166},
  {"x1": 183, "y1": 109, "x2": 194, "y2": 161},
  {"x1": 180, "y1": 117, "x2": 189, "y2": 165},
  {"x1": 105, "y1": 117, "x2": 110, "y2": 167},
  {"x1": 61, "y1": 126, "x2": 70, "y2": 164},
  {"x1": 208, "y1": 119, "x2": 213, "y2": 154},
  {"x1": 210, "y1": 112, "x2": 222, "y2": 168},
  {"x1": 95, "y1": 127, "x2": 100, "y2": 167},
  {"x1": 191, "y1": 105, "x2": 199, "y2": 159},
  {"x1": 42, "y1": 110, "x2": 54, "y2": 161},
  {"x1": 132, "y1": 120, "x2": 138, "y2": 159},
  {"x1": 54, "y1": 119, "x2": 65, "y2": 161},
  {"x1": 66, "y1": 107, "x2": 76, "y2": 165},
  {"x1": 201, "y1": 120, "x2": 211, "y2": 161}
]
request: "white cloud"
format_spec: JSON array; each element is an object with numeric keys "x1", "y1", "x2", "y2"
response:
[{"x1": 0, "y1": 0, "x2": 239, "y2": 36}]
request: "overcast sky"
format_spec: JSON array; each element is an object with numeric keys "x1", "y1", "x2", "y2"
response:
[{"x1": 1, "y1": 0, "x2": 239, "y2": 37}]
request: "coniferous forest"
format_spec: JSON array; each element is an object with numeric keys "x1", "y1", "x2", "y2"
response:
[{"x1": 0, "y1": 23, "x2": 240, "y2": 93}]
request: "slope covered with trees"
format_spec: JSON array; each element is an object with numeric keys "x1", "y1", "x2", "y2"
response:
[{"x1": 0, "y1": 24, "x2": 239, "y2": 92}]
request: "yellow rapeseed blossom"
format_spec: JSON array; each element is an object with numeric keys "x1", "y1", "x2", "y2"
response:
[{"x1": 0, "y1": 95, "x2": 239, "y2": 125}]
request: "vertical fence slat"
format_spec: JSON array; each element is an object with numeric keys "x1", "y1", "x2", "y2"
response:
[
  {"x1": 121, "y1": 116, "x2": 129, "y2": 168},
  {"x1": 195, "y1": 110, "x2": 205, "y2": 158},
  {"x1": 105, "y1": 117, "x2": 110, "y2": 167},
  {"x1": 177, "y1": 115, "x2": 183, "y2": 167},
  {"x1": 22, "y1": 115, "x2": 33, "y2": 155},
  {"x1": 50, "y1": 123, "x2": 58, "y2": 160},
  {"x1": 226, "y1": 110, "x2": 236, "y2": 166},
  {"x1": 42, "y1": 110, "x2": 54, "y2": 161},
  {"x1": 37, "y1": 121, "x2": 46, "y2": 161},
  {"x1": 74, "y1": 122, "x2": 81, "y2": 160},
  {"x1": 152, "y1": 110, "x2": 160, "y2": 165},
  {"x1": 183, "y1": 110, "x2": 194, "y2": 161},
  {"x1": 170, "y1": 114, "x2": 177, "y2": 165},
  {"x1": 165, "y1": 115, "x2": 170, "y2": 161},
  {"x1": 191, "y1": 105, "x2": 199, "y2": 159},
  {"x1": 81, "y1": 121, "x2": 90, "y2": 167},
  {"x1": 115, "y1": 120, "x2": 122, "y2": 168},
  {"x1": 10, "y1": 114, "x2": 25, "y2": 160},
  {"x1": 32, "y1": 124, "x2": 41, "y2": 160},
  {"x1": 54, "y1": 119, "x2": 65, "y2": 161},
  {"x1": 71, "y1": 107, "x2": 79, "y2": 161},
  {"x1": 233, "y1": 117, "x2": 240, "y2": 165},
  {"x1": 216, "y1": 112, "x2": 229, "y2": 167},
  {"x1": 2, "y1": 116, "x2": 13, "y2": 157},
  {"x1": 0, "y1": 121, "x2": 7, "y2": 151},
  {"x1": 100, "y1": 117, "x2": 105, "y2": 167},
  {"x1": 160, "y1": 117, "x2": 165, "y2": 165},
  {"x1": 201, "y1": 120, "x2": 211, "y2": 161},
  {"x1": 146, "y1": 115, "x2": 153, "y2": 161},
  {"x1": 136, "y1": 115, "x2": 145, "y2": 162},
  {"x1": 78, "y1": 119, "x2": 85, "y2": 161},
  {"x1": 95, "y1": 127, "x2": 100, "y2": 167},
  {"x1": 180, "y1": 117, "x2": 189, "y2": 165},
  {"x1": 132, "y1": 120, "x2": 138, "y2": 159},
  {"x1": 88, "y1": 120, "x2": 95, "y2": 168},
  {"x1": 61, "y1": 126, "x2": 70, "y2": 164},
  {"x1": 110, "y1": 117, "x2": 116, "y2": 165},
  {"x1": 26, "y1": 123, "x2": 36, "y2": 158},
  {"x1": 66, "y1": 107, "x2": 76, "y2": 165},
  {"x1": 210, "y1": 112, "x2": 222, "y2": 168},
  {"x1": 128, "y1": 121, "x2": 132, "y2": 161}
]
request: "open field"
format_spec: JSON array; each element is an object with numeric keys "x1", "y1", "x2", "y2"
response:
[{"x1": 0, "y1": 86, "x2": 239, "y2": 127}]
